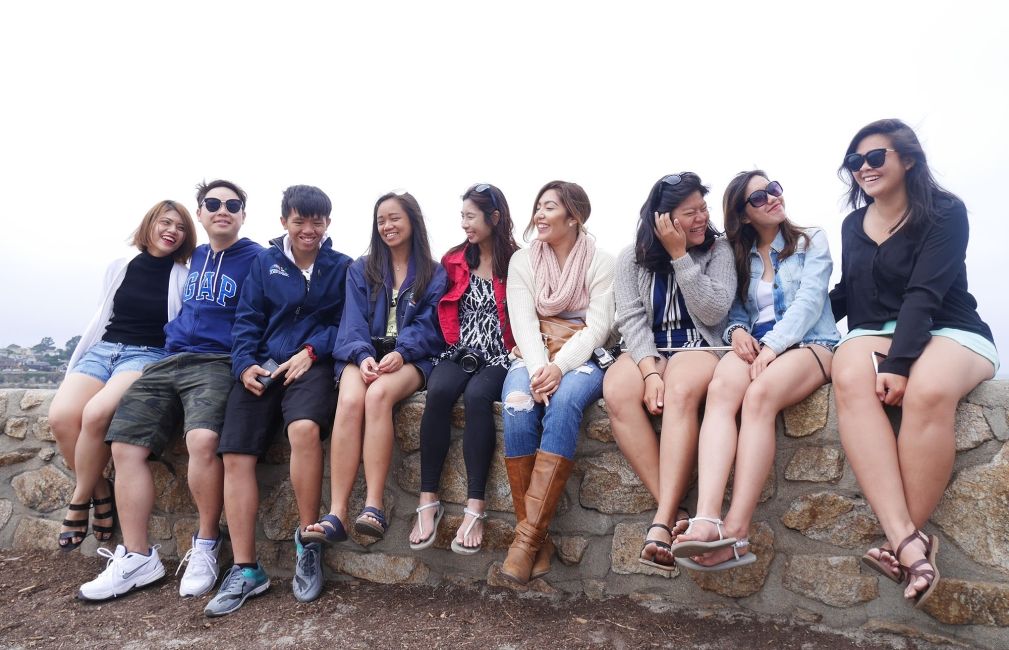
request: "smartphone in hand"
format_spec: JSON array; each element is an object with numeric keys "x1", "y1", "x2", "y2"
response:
[
  {"x1": 256, "y1": 358, "x2": 280, "y2": 387},
  {"x1": 871, "y1": 351, "x2": 888, "y2": 374}
]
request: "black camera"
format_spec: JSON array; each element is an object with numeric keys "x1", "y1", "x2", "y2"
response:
[
  {"x1": 371, "y1": 336, "x2": 398, "y2": 360},
  {"x1": 592, "y1": 345, "x2": 620, "y2": 370},
  {"x1": 450, "y1": 346, "x2": 485, "y2": 375}
]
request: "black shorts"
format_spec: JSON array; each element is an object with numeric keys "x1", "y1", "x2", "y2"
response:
[
  {"x1": 105, "y1": 353, "x2": 233, "y2": 457},
  {"x1": 217, "y1": 360, "x2": 337, "y2": 457}
]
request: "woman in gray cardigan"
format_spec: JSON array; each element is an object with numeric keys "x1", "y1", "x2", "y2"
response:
[{"x1": 602, "y1": 173, "x2": 736, "y2": 571}]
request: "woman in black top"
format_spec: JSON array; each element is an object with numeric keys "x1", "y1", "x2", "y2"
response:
[{"x1": 829, "y1": 119, "x2": 997, "y2": 609}]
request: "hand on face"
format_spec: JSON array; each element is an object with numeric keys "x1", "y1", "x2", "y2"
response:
[{"x1": 654, "y1": 212, "x2": 688, "y2": 260}]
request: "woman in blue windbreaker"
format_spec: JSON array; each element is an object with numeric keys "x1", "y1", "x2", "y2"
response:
[
  {"x1": 668, "y1": 171, "x2": 839, "y2": 571},
  {"x1": 307, "y1": 191, "x2": 447, "y2": 542}
]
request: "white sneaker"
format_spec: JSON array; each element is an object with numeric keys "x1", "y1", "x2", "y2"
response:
[
  {"x1": 78, "y1": 544, "x2": 166, "y2": 601},
  {"x1": 177, "y1": 535, "x2": 221, "y2": 597}
]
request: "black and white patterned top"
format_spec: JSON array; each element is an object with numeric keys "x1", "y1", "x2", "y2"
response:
[{"x1": 439, "y1": 273, "x2": 509, "y2": 368}]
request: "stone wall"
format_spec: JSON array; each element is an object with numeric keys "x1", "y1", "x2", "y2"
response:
[{"x1": 2, "y1": 384, "x2": 1008, "y2": 648}]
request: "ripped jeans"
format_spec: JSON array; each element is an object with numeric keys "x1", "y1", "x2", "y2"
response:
[{"x1": 500, "y1": 359, "x2": 604, "y2": 460}]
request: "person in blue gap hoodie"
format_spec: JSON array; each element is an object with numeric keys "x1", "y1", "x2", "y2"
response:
[
  {"x1": 305, "y1": 191, "x2": 447, "y2": 544},
  {"x1": 206, "y1": 185, "x2": 351, "y2": 616},
  {"x1": 79, "y1": 180, "x2": 263, "y2": 604}
]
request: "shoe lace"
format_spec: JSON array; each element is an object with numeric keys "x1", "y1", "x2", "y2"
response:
[
  {"x1": 297, "y1": 545, "x2": 319, "y2": 577},
  {"x1": 218, "y1": 566, "x2": 246, "y2": 593},
  {"x1": 95, "y1": 546, "x2": 119, "y2": 575},
  {"x1": 175, "y1": 545, "x2": 219, "y2": 579}
]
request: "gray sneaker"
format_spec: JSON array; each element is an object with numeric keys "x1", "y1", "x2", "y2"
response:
[
  {"x1": 292, "y1": 528, "x2": 323, "y2": 602},
  {"x1": 204, "y1": 564, "x2": 270, "y2": 617}
]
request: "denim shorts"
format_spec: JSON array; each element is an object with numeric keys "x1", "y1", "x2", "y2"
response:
[{"x1": 71, "y1": 341, "x2": 169, "y2": 382}]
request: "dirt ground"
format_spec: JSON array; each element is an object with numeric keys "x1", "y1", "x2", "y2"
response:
[{"x1": 0, "y1": 551, "x2": 953, "y2": 650}]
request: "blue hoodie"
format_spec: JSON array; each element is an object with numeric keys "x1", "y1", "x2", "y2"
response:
[
  {"x1": 230, "y1": 236, "x2": 352, "y2": 380},
  {"x1": 332, "y1": 255, "x2": 447, "y2": 382},
  {"x1": 165, "y1": 237, "x2": 263, "y2": 354}
]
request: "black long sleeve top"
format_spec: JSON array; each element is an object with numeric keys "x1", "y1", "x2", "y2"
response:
[{"x1": 829, "y1": 196, "x2": 992, "y2": 376}]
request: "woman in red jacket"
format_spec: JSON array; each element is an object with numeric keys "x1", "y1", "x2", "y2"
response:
[{"x1": 408, "y1": 183, "x2": 520, "y2": 554}]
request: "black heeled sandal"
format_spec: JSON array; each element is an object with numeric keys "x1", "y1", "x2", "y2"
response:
[{"x1": 58, "y1": 501, "x2": 91, "y2": 551}]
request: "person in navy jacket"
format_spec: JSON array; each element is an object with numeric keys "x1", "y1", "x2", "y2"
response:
[
  {"x1": 306, "y1": 191, "x2": 447, "y2": 543},
  {"x1": 205, "y1": 185, "x2": 351, "y2": 615},
  {"x1": 408, "y1": 184, "x2": 519, "y2": 555}
]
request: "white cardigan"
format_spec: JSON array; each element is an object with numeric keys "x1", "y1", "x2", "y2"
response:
[
  {"x1": 66, "y1": 254, "x2": 189, "y2": 377},
  {"x1": 506, "y1": 246, "x2": 616, "y2": 378}
]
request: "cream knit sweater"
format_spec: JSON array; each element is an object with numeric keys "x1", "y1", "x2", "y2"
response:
[{"x1": 506, "y1": 246, "x2": 616, "y2": 377}]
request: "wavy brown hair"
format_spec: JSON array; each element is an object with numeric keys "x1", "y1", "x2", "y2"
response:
[
  {"x1": 722, "y1": 170, "x2": 808, "y2": 302},
  {"x1": 523, "y1": 180, "x2": 591, "y2": 241}
]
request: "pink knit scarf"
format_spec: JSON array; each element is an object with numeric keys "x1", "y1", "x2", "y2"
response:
[{"x1": 530, "y1": 232, "x2": 595, "y2": 317}]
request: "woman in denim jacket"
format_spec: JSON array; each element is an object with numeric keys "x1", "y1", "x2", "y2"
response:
[{"x1": 670, "y1": 170, "x2": 839, "y2": 571}]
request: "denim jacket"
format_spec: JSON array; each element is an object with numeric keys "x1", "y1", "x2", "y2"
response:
[{"x1": 724, "y1": 227, "x2": 840, "y2": 354}]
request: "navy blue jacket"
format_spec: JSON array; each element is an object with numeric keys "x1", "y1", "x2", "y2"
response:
[
  {"x1": 231, "y1": 236, "x2": 352, "y2": 380},
  {"x1": 165, "y1": 238, "x2": 264, "y2": 355},
  {"x1": 332, "y1": 255, "x2": 447, "y2": 381}
]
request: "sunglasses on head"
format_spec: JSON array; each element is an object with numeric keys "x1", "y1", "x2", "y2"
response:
[
  {"x1": 202, "y1": 198, "x2": 243, "y2": 214},
  {"x1": 745, "y1": 181, "x2": 783, "y2": 208},
  {"x1": 472, "y1": 183, "x2": 500, "y2": 212},
  {"x1": 844, "y1": 148, "x2": 896, "y2": 172},
  {"x1": 660, "y1": 174, "x2": 682, "y2": 186}
]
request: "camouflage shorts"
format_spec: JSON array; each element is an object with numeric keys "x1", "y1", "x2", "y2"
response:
[{"x1": 105, "y1": 352, "x2": 234, "y2": 457}]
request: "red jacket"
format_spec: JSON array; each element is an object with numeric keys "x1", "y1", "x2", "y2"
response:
[{"x1": 437, "y1": 246, "x2": 515, "y2": 351}]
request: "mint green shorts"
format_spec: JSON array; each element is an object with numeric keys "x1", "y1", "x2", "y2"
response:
[{"x1": 838, "y1": 320, "x2": 998, "y2": 374}]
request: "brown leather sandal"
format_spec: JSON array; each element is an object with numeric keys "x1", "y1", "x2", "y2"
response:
[
  {"x1": 894, "y1": 530, "x2": 940, "y2": 609},
  {"x1": 861, "y1": 544, "x2": 904, "y2": 584}
]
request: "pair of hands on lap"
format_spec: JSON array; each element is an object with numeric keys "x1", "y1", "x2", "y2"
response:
[{"x1": 240, "y1": 348, "x2": 315, "y2": 396}]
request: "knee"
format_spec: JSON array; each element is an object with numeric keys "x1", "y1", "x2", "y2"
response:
[
  {"x1": 47, "y1": 404, "x2": 79, "y2": 441},
  {"x1": 603, "y1": 384, "x2": 638, "y2": 420},
  {"x1": 902, "y1": 381, "x2": 955, "y2": 416},
  {"x1": 111, "y1": 441, "x2": 148, "y2": 467},
  {"x1": 502, "y1": 389, "x2": 535, "y2": 415},
  {"x1": 663, "y1": 381, "x2": 703, "y2": 410},
  {"x1": 426, "y1": 380, "x2": 458, "y2": 407},
  {"x1": 80, "y1": 402, "x2": 114, "y2": 436},
  {"x1": 740, "y1": 381, "x2": 778, "y2": 420},
  {"x1": 830, "y1": 361, "x2": 868, "y2": 406},
  {"x1": 462, "y1": 386, "x2": 492, "y2": 414},
  {"x1": 337, "y1": 391, "x2": 365, "y2": 418},
  {"x1": 288, "y1": 420, "x2": 320, "y2": 447},
  {"x1": 186, "y1": 429, "x2": 220, "y2": 458}
]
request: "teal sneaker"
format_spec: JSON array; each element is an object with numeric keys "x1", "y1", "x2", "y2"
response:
[
  {"x1": 292, "y1": 528, "x2": 324, "y2": 603},
  {"x1": 204, "y1": 564, "x2": 270, "y2": 617}
]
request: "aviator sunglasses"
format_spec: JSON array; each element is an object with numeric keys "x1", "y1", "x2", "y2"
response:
[
  {"x1": 745, "y1": 180, "x2": 783, "y2": 208},
  {"x1": 201, "y1": 198, "x2": 244, "y2": 214},
  {"x1": 473, "y1": 183, "x2": 500, "y2": 212},
  {"x1": 844, "y1": 148, "x2": 896, "y2": 172}
]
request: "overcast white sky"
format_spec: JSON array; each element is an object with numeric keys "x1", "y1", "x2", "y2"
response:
[{"x1": 2, "y1": 2, "x2": 1006, "y2": 375}]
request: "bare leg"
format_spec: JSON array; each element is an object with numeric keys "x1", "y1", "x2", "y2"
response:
[
  {"x1": 288, "y1": 419, "x2": 323, "y2": 528},
  {"x1": 604, "y1": 354, "x2": 663, "y2": 499},
  {"x1": 186, "y1": 428, "x2": 223, "y2": 540},
  {"x1": 360, "y1": 366, "x2": 423, "y2": 525},
  {"x1": 111, "y1": 441, "x2": 156, "y2": 553},
  {"x1": 49, "y1": 373, "x2": 104, "y2": 472},
  {"x1": 222, "y1": 453, "x2": 259, "y2": 563},
  {"x1": 455, "y1": 498, "x2": 486, "y2": 548}
]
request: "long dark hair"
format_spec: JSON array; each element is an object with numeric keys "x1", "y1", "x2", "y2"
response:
[
  {"x1": 838, "y1": 118, "x2": 959, "y2": 235},
  {"x1": 634, "y1": 172, "x2": 719, "y2": 273},
  {"x1": 365, "y1": 192, "x2": 436, "y2": 300},
  {"x1": 722, "y1": 170, "x2": 810, "y2": 302},
  {"x1": 448, "y1": 184, "x2": 519, "y2": 280}
]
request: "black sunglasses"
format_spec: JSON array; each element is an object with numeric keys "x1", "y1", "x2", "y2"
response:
[
  {"x1": 202, "y1": 198, "x2": 244, "y2": 214},
  {"x1": 473, "y1": 183, "x2": 499, "y2": 212},
  {"x1": 745, "y1": 181, "x2": 783, "y2": 208},
  {"x1": 844, "y1": 148, "x2": 896, "y2": 172},
  {"x1": 660, "y1": 174, "x2": 682, "y2": 186}
]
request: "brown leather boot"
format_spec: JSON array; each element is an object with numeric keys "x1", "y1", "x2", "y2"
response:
[
  {"x1": 501, "y1": 450, "x2": 573, "y2": 584},
  {"x1": 505, "y1": 455, "x2": 554, "y2": 579}
]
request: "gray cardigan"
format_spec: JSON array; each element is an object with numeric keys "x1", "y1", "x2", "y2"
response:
[{"x1": 614, "y1": 239, "x2": 737, "y2": 364}]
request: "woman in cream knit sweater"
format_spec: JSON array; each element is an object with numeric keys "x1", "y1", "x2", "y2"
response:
[
  {"x1": 603, "y1": 172, "x2": 736, "y2": 571},
  {"x1": 499, "y1": 180, "x2": 615, "y2": 585}
]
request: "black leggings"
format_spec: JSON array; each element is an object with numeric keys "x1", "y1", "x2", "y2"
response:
[{"x1": 419, "y1": 360, "x2": 507, "y2": 500}]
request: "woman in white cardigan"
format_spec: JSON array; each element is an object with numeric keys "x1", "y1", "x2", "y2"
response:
[
  {"x1": 499, "y1": 180, "x2": 615, "y2": 585},
  {"x1": 603, "y1": 173, "x2": 736, "y2": 571},
  {"x1": 49, "y1": 200, "x2": 194, "y2": 550}
]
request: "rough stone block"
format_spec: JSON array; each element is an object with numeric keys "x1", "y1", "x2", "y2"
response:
[
  {"x1": 396, "y1": 442, "x2": 512, "y2": 513},
  {"x1": 585, "y1": 417, "x2": 614, "y2": 443},
  {"x1": 394, "y1": 400, "x2": 426, "y2": 453},
  {"x1": 0, "y1": 392, "x2": 7, "y2": 421},
  {"x1": 982, "y1": 406, "x2": 1009, "y2": 442},
  {"x1": 343, "y1": 473, "x2": 396, "y2": 548},
  {"x1": 38, "y1": 448, "x2": 55, "y2": 461},
  {"x1": 780, "y1": 491, "x2": 881, "y2": 549},
  {"x1": 783, "y1": 384, "x2": 829, "y2": 438},
  {"x1": 0, "y1": 499, "x2": 13, "y2": 530},
  {"x1": 33, "y1": 416, "x2": 54, "y2": 441},
  {"x1": 327, "y1": 550, "x2": 429, "y2": 584},
  {"x1": 933, "y1": 441, "x2": 1009, "y2": 574},
  {"x1": 954, "y1": 402, "x2": 994, "y2": 451},
  {"x1": 782, "y1": 555, "x2": 878, "y2": 607},
  {"x1": 20, "y1": 390, "x2": 50, "y2": 411},
  {"x1": 13, "y1": 517, "x2": 61, "y2": 551},
  {"x1": 684, "y1": 522, "x2": 774, "y2": 598},
  {"x1": 967, "y1": 381, "x2": 1009, "y2": 408},
  {"x1": 784, "y1": 447, "x2": 844, "y2": 483},
  {"x1": 151, "y1": 461, "x2": 196, "y2": 514},
  {"x1": 486, "y1": 562, "x2": 560, "y2": 594},
  {"x1": 726, "y1": 465, "x2": 775, "y2": 504},
  {"x1": 579, "y1": 451, "x2": 656, "y2": 514},
  {"x1": 554, "y1": 535, "x2": 590, "y2": 566},
  {"x1": 261, "y1": 438, "x2": 291, "y2": 465},
  {"x1": 582, "y1": 579, "x2": 606, "y2": 601},
  {"x1": 610, "y1": 521, "x2": 676, "y2": 578},
  {"x1": 5, "y1": 416, "x2": 29, "y2": 439},
  {"x1": 259, "y1": 479, "x2": 300, "y2": 541},
  {"x1": 11, "y1": 465, "x2": 73, "y2": 512},
  {"x1": 432, "y1": 513, "x2": 513, "y2": 552},
  {"x1": 149, "y1": 515, "x2": 174, "y2": 540},
  {"x1": 172, "y1": 518, "x2": 200, "y2": 556},
  {"x1": 920, "y1": 578, "x2": 1009, "y2": 626},
  {"x1": 0, "y1": 448, "x2": 40, "y2": 467}
]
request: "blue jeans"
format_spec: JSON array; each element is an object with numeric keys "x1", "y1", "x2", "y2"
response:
[{"x1": 500, "y1": 359, "x2": 604, "y2": 460}]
